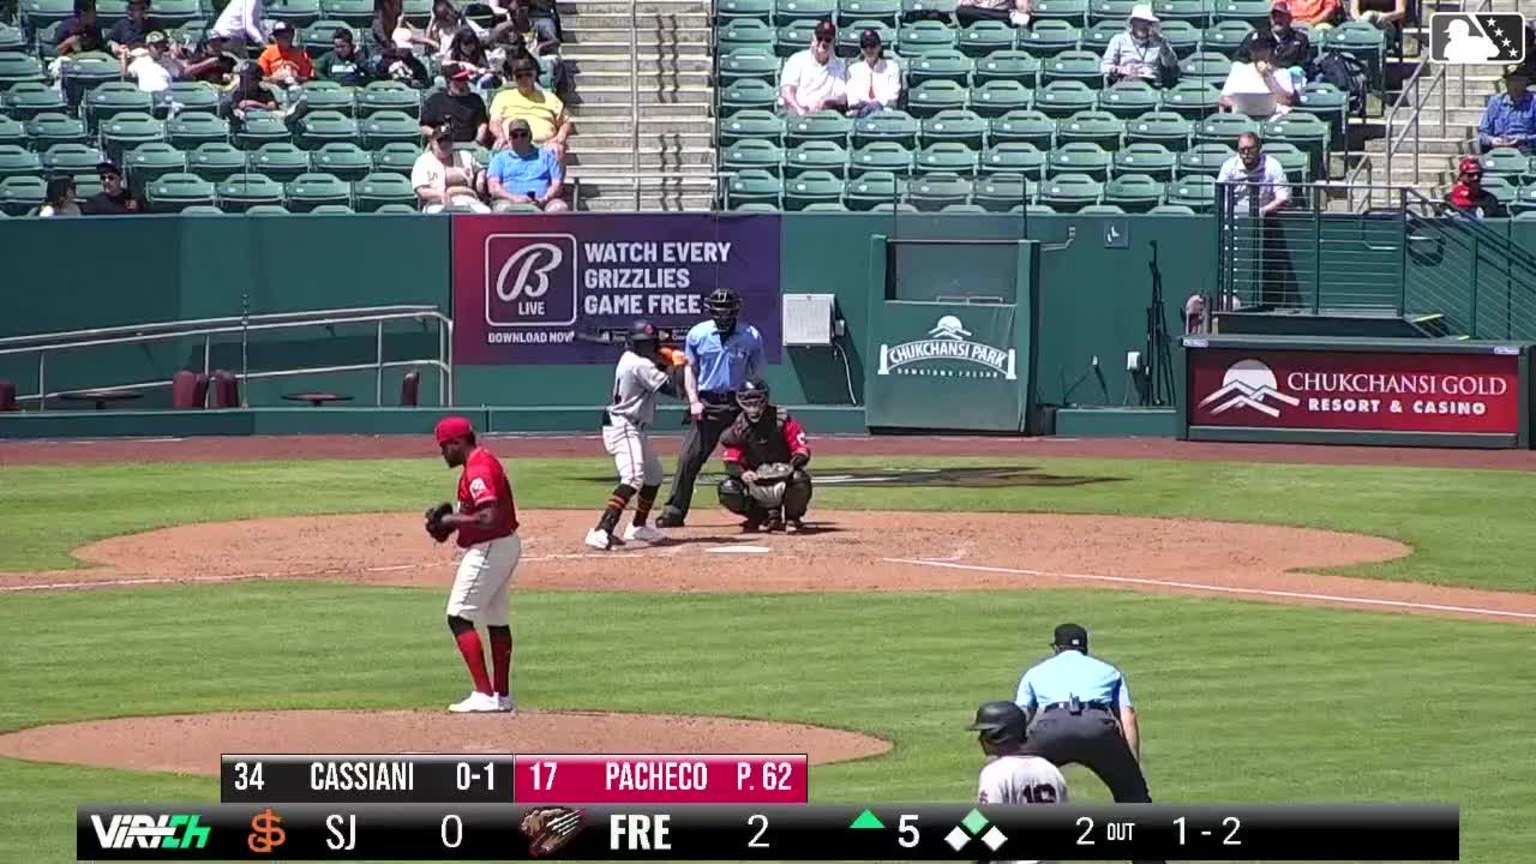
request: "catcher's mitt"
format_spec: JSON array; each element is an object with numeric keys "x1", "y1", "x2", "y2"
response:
[
  {"x1": 520, "y1": 807, "x2": 584, "y2": 855},
  {"x1": 752, "y1": 462, "x2": 794, "y2": 484},
  {"x1": 425, "y1": 502, "x2": 454, "y2": 543}
]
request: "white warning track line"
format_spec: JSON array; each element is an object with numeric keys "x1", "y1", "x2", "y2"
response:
[{"x1": 881, "y1": 557, "x2": 1536, "y2": 621}]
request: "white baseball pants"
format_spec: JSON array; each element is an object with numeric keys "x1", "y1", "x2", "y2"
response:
[
  {"x1": 446, "y1": 534, "x2": 521, "y2": 626},
  {"x1": 603, "y1": 420, "x2": 663, "y2": 488}
]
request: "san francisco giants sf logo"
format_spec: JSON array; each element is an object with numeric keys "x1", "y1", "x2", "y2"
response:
[{"x1": 248, "y1": 807, "x2": 287, "y2": 854}]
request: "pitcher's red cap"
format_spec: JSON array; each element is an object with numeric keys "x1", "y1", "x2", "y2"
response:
[{"x1": 435, "y1": 416, "x2": 475, "y2": 444}]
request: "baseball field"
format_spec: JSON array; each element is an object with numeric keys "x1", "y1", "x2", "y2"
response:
[{"x1": 1, "y1": 433, "x2": 1533, "y2": 864}]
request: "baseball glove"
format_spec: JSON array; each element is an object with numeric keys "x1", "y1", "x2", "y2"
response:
[
  {"x1": 425, "y1": 502, "x2": 454, "y2": 543},
  {"x1": 752, "y1": 462, "x2": 794, "y2": 484}
]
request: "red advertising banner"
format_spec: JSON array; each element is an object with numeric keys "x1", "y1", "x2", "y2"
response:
[{"x1": 1187, "y1": 347, "x2": 1523, "y2": 434}]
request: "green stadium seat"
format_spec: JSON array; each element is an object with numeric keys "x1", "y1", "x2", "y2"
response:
[
  {"x1": 968, "y1": 79, "x2": 1032, "y2": 118},
  {"x1": 1040, "y1": 49, "x2": 1104, "y2": 87},
  {"x1": 249, "y1": 141, "x2": 313, "y2": 182},
  {"x1": 296, "y1": 79, "x2": 357, "y2": 117},
  {"x1": 1112, "y1": 141, "x2": 1175, "y2": 181},
  {"x1": 1159, "y1": 19, "x2": 1201, "y2": 56},
  {"x1": 972, "y1": 171, "x2": 1031, "y2": 210},
  {"x1": 25, "y1": 112, "x2": 89, "y2": 148},
  {"x1": 187, "y1": 141, "x2": 250, "y2": 183},
  {"x1": 1165, "y1": 173, "x2": 1216, "y2": 211},
  {"x1": 57, "y1": 52, "x2": 119, "y2": 105},
  {"x1": 849, "y1": 141, "x2": 914, "y2": 177},
  {"x1": 981, "y1": 141, "x2": 1046, "y2": 179},
  {"x1": 802, "y1": 201, "x2": 850, "y2": 211},
  {"x1": 147, "y1": 171, "x2": 216, "y2": 211},
  {"x1": 718, "y1": 19, "x2": 776, "y2": 53},
  {"x1": 723, "y1": 168, "x2": 784, "y2": 208},
  {"x1": 285, "y1": 172, "x2": 351, "y2": 211},
  {"x1": 719, "y1": 109, "x2": 786, "y2": 146},
  {"x1": 151, "y1": 0, "x2": 201, "y2": 27},
  {"x1": 308, "y1": 204, "x2": 356, "y2": 214},
  {"x1": 973, "y1": 50, "x2": 1040, "y2": 87},
  {"x1": 1054, "y1": 109, "x2": 1122, "y2": 149},
  {"x1": 1046, "y1": 141, "x2": 1110, "y2": 180},
  {"x1": 784, "y1": 110, "x2": 852, "y2": 146},
  {"x1": 357, "y1": 81, "x2": 421, "y2": 118},
  {"x1": 1037, "y1": 171, "x2": 1101, "y2": 210},
  {"x1": 269, "y1": 0, "x2": 324, "y2": 27},
  {"x1": 1102, "y1": 173, "x2": 1163, "y2": 211},
  {"x1": 0, "y1": 174, "x2": 44, "y2": 215},
  {"x1": 371, "y1": 141, "x2": 419, "y2": 175},
  {"x1": 1179, "y1": 51, "x2": 1232, "y2": 86},
  {"x1": 3, "y1": 82, "x2": 66, "y2": 122},
  {"x1": 907, "y1": 170, "x2": 972, "y2": 210},
  {"x1": 988, "y1": 109, "x2": 1054, "y2": 148},
  {"x1": 216, "y1": 171, "x2": 285, "y2": 212},
  {"x1": 1158, "y1": 79, "x2": 1221, "y2": 119},
  {"x1": 939, "y1": 202, "x2": 986, "y2": 212},
  {"x1": 1033, "y1": 0, "x2": 1089, "y2": 22},
  {"x1": 724, "y1": 138, "x2": 786, "y2": 176},
  {"x1": 320, "y1": 0, "x2": 374, "y2": 26},
  {"x1": 1088, "y1": 0, "x2": 1137, "y2": 23},
  {"x1": 838, "y1": 0, "x2": 901, "y2": 26},
  {"x1": 1508, "y1": 184, "x2": 1536, "y2": 215},
  {"x1": 1481, "y1": 174, "x2": 1518, "y2": 209},
  {"x1": 361, "y1": 110, "x2": 421, "y2": 149},
  {"x1": 1033, "y1": 79, "x2": 1096, "y2": 118},
  {"x1": 19, "y1": 0, "x2": 74, "y2": 30},
  {"x1": 298, "y1": 109, "x2": 360, "y2": 149},
  {"x1": 0, "y1": 143, "x2": 41, "y2": 179},
  {"x1": 100, "y1": 112, "x2": 166, "y2": 163},
  {"x1": 124, "y1": 142, "x2": 186, "y2": 192},
  {"x1": 82, "y1": 81, "x2": 150, "y2": 133},
  {"x1": 842, "y1": 170, "x2": 905, "y2": 209},
  {"x1": 1177, "y1": 141, "x2": 1235, "y2": 177},
  {"x1": 731, "y1": 201, "x2": 783, "y2": 212},
  {"x1": 1149, "y1": 202, "x2": 1196, "y2": 214},
  {"x1": 1213, "y1": 0, "x2": 1270, "y2": 24},
  {"x1": 1152, "y1": 0, "x2": 1211, "y2": 26},
  {"x1": 1082, "y1": 20, "x2": 1123, "y2": 54},
  {"x1": 1251, "y1": 141, "x2": 1303, "y2": 179},
  {"x1": 300, "y1": 20, "x2": 354, "y2": 57},
  {"x1": 1320, "y1": 25, "x2": 1382, "y2": 89},
  {"x1": 783, "y1": 169, "x2": 844, "y2": 209},
  {"x1": 371, "y1": 203, "x2": 419, "y2": 214},
  {"x1": 720, "y1": 78, "x2": 779, "y2": 112},
  {"x1": 719, "y1": 49, "x2": 782, "y2": 86},
  {"x1": 775, "y1": 21, "x2": 819, "y2": 57},
  {"x1": 920, "y1": 108, "x2": 986, "y2": 149},
  {"x1": 1296, "y1": 82, "x2": 1348, "y2": 146},
  {"x1": 1018, "y1": 20, "x2": 1082, "y2": 56},
  {"x1": 1262, "y1": 112, "x2": 1329, "y2": 180},
  {"x1": 167, "y1": 111, "x2": 229, "y2": 149},
  {"x1": 0, "y1": 54, "x2": 47, "y2": 92},
  {"x1": 352, "y1": 171, "x2": 417, "y2": 211},
  {"x1": 898, "y1": 20, "x2": 959, "y2": 57},
  {"x1": 1478, "y1": 147, "x2": 1526, "y2": 179},
  {"x1": 309, "y1": 141, "x2": 374, "y2": 181},
  {"x1": 957, "y1": 20, "x2": 1016, "y2": 58},
  {"x1": 852, "y1": 108, "x2": 919, "y2": 148},
  {"x1": 1077, "y1": 203, "x2": 1124, "y2": 213},
  {"x1": 1097, "y1": 80, "x2": 1159, "y2": 119},
  {"x1": 73, "y1": 174, "x2": 105, "y2": 200},
  {"x1": 1195, "y1": 111, "x2": 1256, "y2": 146},
  {"x1": 235, "y1": 112, "x2": 293, "y2": 150},
  {"x1": 243, "y1": 204, "x2": 291, "y2": 214},
  {"x1": 901, "y1": 0, "x2": 958, "y2": 19},
  {"x1": 775, "y1": 0, "x2": 836, "y2": 22},
  {"x1": 717, "y1": 0, "x2": 773, "y2": 22},
  {"x1": 1124, "y1": 110, "x2": 1191, "y2": 148},
  {"x1": 871, "y1": 201, "x2": 919, "y2": 212},
  {"x1": 836, "y1": 20, "x2": 896, "y2": 55},
  {"x1": 785, "y1": 140, "x2": 849, "y2": 178},
  {"x1": 905, "y1": 49, "x2": 974, "y2": 87},
  {"x1": 915, "y1": 141, "x2": 980, "y2": 176},
  {"x1": 1201, "y1": 20, "x2": 1255, "y2": 57},
  {"x1": 0, "y1": 24, "x2": 24, "y2": 53},
  {"x1": 907, "y1": 79, "x2": 968, "y2": 118}
]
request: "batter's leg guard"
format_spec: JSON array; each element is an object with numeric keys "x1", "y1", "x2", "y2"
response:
[
  {"x1": 717, "y1": 478, "x2": 750, "y2": 516},
  {"x1": 782, "y1": 471, "x2": 813, "y2": 521},
  {"x1": 633, "y1": 484, "x2": 660, "y2": 527},
  {"x1": 596, "y1": 484, "x2": 636, "y2": 535}
]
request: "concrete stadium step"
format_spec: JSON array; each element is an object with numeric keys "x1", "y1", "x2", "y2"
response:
[
  {"x1": 561, "y1": 54, "x2": 713, "y2": 73},
  {"x1": 581, "y1": 195, "x2": 716, "y2": 211},
  {"x1": 575, "y1": 114, "x2": 716, "y2": 132},
  {"x1": 1407, "y1": 107, "x2": 1495, "y2": 128},
  {"x1": 568, "y1": 147, "x2": 715, "y2": 168},
  {"x1": 572, "y1": 131, "x2": 715, "y2": 149},
  {"x1": 569, "y1": 87, "x2": 713, "y2": 106},
  {"x1": 556, "y1": 10, "x2": 711, "y2": 26},
  {"x1": 562, "y1": 27, "x2": 712, "y2": 45},
  {"x1": 557, "y1": 0, "x2": 709, "y2": 13},
  {"x1": 577, "y1": 69, "x2": 714, "y2": 88},
  {"x1": 1362, "y1": 135, "x2": 1467, "y2": 155}
]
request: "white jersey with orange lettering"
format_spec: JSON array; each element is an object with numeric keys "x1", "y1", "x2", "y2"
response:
[{"x1": 977, "y1": 755, "x2": 1069, "y2": 864}]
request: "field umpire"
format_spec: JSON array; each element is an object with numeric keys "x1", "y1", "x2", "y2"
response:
[
  {"x1": 1016, "y1": 623, "x2": 1161, "y2": 864},
  {"x1": 655, "y1": 287, "x2": 765, "y2": 528}
]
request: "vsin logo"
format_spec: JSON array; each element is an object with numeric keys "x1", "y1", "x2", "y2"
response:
[
  {"x1": 1198, "y1": 359, "x2": 1302, "y2": 417},
  {"x1": 484, "y1": 233, "x2": 579, "y2": 328}
]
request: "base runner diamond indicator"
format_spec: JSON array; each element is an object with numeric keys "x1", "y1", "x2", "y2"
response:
[
  {"x1": 944, "y1": 827, "x2": 970, "y2": 851},
  {"x1": 961, "y1": 809, "x2": 990, "y2": 835},
  {"x1": 981, "y1": 826, "x2": 1008, "y2": 851}
]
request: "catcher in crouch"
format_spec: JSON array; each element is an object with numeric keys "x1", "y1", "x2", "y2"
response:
[{"x1": 715, "y1": 379, "x2": 812, "y2": 532}]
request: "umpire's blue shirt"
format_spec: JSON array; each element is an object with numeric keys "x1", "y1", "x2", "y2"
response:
[
  {"x1": 686, "y1": 320, "x2": 765, "y2": 394},
  {"x1": 1015, "y1": 650, "x2": 1133, "y2": 712}
]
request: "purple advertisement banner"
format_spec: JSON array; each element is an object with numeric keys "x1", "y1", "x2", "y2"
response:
[{"x1": 452, "y1": 214, "x2": 783, "y2": 365}]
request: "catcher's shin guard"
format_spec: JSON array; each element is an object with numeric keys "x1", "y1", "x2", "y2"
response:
[
  {"x1": 716, "y1": 477, "x2": 750, "y2": 516},
  {"x1": 782, "y1": 470, "x2": 813, "y2": 521}
]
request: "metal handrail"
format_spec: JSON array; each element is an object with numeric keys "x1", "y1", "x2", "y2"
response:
[
  {"x1": 630, "y1": 0, "x2": 642, "y2": 210},
  {"x1": 4, "y1": 307, "x2": 454, "y2": 410}
]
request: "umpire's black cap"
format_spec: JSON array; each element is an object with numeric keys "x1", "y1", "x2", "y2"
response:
[{"x1": 1053, "y1": 623, "x2": 1089, "y2": 652}]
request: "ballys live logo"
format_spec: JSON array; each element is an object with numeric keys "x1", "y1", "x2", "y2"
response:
[
  {"x1": 876, "y1": 316, "x2": 1017, "y2": 380},
  {"x1": 484, "y1": 233, "x2": 579, "y2": 328}
]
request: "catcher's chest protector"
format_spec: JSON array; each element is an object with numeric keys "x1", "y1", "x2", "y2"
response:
[{"x1": 731, "y1": 414, "x2": 793, "y2": 467}]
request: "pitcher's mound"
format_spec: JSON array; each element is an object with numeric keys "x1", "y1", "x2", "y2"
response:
[{"x1": 0, "y1": 710, "x2": 890, "y2": 776}]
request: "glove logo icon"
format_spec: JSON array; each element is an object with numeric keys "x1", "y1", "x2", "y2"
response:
[{"x1": 520, "y1": 807, "x2": 585, "y2": 856}]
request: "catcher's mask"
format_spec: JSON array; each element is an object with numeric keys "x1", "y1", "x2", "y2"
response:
[
  {"x1": 736, "y1": 379, "x2": 770, "y2": 421},
  {"x1": 968, "y1": 700, "x2": 1028, "y2": 749},
  {"x1": 706, "y1": 288, "x2": 741, "y2": 334}
]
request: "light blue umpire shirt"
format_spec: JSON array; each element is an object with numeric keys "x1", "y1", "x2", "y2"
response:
[
  {"x1": 1015, "y1": 650, "x2": 1133, "y2": 714},
  {"x1": 685, "y1": 320, "x2": 765, "y2": 395}
]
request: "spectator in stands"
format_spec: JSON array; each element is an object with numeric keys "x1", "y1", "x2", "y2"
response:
[
  {"x1": 413, "y1": 126, "x2": 490, "y2": 212},
  {"x1": 1347, "y1": 0, "x2": 1404, "y2": 30},
  {"x1": 1100, "y1": 5, "x2": 1179, "y2": 87},
  {"x1": 259, "y1": 21, "x2": 313, "y2": 85},
  {"x1": 1216, "y1": 132, "x2": 1290, "y2": 217},
  {"x1": 1283, "y1": 0, "x2": 1338, "y2": 28},
  {"x1": 121, "y1": 33, "x2": 183, "y2": 108},
  {"x1": 226, "y1": 61, "x2": 280, "y2": 122},
  {"x1": 487, "y1": 118, "x2": 567, "y2": 211},
  {"x1": 422, "y1": 63, "x2": 491, "y2": 144},
  {"x1": 956, "y1": 0, "x2": 1031, "y2": 27},
  {"x1": 316, "y1": 28, "x2": 373, "y2": 86},
  {"x1": 415, "y1": 0, "x2": 469, "y2": 55},
  {"x1": 845, "y1": 29, "x2": 900, "y2": 117},
  {"x1": 1445, "y1": 156, "x2": 1504, "y2": 218},
  {"x1": 446, "y1": 28, "x2": 501, "y2": 90},
  {"x1": 376, "y1": 42, "x2": 432, "y2": 87},
  {"x1": 1477, "y1": 66, "x2": 1536, "y2": 154},
  {"x1": 209, "y1": 0, "x2": 265, "y2": 55},
  {"x1": 371, "y1": 0, "x2": 407, "y2": 51},
  {"x1": 183, "y1": 33, "x2": 239, "y2": 84},
  {"x1": 81, "y1": 161, "x2": 144, "y2": 214},
  {"x1": 56, "y1": 0, "x2": 106, "y2": 57},
  {"x1": 1238, "y1": 2, "x2": 1310, "y2": 70},
  {"x1": 490, "y1": 57, "x2": 572, "y2": 159},
  {"x1": 490, "y1": 0, "x2": 559, "y2": 53},
  {"x1": 1220, "y1": 32, "x2": 1295, "y2": 119},
  {"x1": 779, "y1": 20, "x2": 847, "y2": 116},
  {"x1": 109, "y1": 0, "x2": 163, "y2": 57},
  {"x1": 37, "y1": 176, "x2": 81, "y2": 217}
]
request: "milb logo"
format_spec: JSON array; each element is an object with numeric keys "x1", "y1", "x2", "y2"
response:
[
  {"x1": 1428, "y1": 13, "x2": 1526, "y2": 64},
  {"x1": 484, "y1": 233, "x2": 579, "y2": 328}
]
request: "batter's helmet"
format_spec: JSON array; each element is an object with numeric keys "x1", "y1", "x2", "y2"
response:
[
  {"x1": 626, "y1": 319, "x2": 660, "y2": 351},
  {"x1": 706, "y1": 288, "x2": 741, "y2": 331},
  {"x1": 968, "y1": 701, "x2": 1028, "y2": 746}
]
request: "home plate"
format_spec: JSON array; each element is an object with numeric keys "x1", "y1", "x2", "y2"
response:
[{"x1": 707, "y1": 545, "x2": 773, "y2": 554}]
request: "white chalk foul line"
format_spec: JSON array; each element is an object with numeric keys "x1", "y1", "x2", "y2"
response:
[{"x1": 880, "y1": 557, "x2": 1536, "y2": 621}]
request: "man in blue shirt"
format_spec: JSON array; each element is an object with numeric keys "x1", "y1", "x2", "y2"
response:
[
  {"x1": 487, "y1": 118, "x2": 568, "y2": 212},
  {"x1": 1015, "y1": 623, "x2": 1161, "y2": 863},
  {"x1": 655, "y1": 288, "x2": 765, "y2": 527},
  {"x1": 1478, "y1": 66, "x2": 1536, "y2": 154}
]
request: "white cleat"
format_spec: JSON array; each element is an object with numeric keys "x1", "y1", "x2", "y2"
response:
[
  {"x1": 584, "y1": 528, "x2": 612, "y2": 550},
  {"x1": 496, "y1": 694, "x2": 515, "y2": 713},
  {"x1": 623, "y1": 524, "x2": 665, "y2": 543},
  {"x1": 448, "y1": 691, "x2": 502, "y2": 713}
]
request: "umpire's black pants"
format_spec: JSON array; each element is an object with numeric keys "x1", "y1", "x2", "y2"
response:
[
  {"x1": 1024, "y1": 706, "x2": 1162, "y2": 864},
  {"x1": 661, "y1": 393, "x2": 739, "y2": 522}
]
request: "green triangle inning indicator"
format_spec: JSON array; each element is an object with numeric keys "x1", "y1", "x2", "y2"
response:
[{"x1": 849, "y1": 810, "x2": 885, "y2": 830}]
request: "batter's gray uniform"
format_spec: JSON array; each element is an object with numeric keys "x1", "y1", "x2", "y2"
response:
[
  {"x1": 604, "y1": 349, "x2": 670, "y2": 488},
  {"x1": 977, "y1": 755, "x2": 1069, "y2": 864}
]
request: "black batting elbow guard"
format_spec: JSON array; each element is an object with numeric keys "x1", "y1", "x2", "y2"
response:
[{"x1": 790, "y1": 453, "x2": 809, "y2": 470}]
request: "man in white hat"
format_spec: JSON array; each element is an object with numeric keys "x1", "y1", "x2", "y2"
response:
[{"x1": 1100, "y1": 4, "x2": 1179, "y2": 86}]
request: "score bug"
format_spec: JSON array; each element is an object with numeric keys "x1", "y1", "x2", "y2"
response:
[{"x1": 735, "y1": 761, "x2": 795, "y2": 792}]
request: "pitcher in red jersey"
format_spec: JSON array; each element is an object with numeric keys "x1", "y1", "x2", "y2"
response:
[{"x1": 430, "y1": 416, "x2": 521, "y2": 714}]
